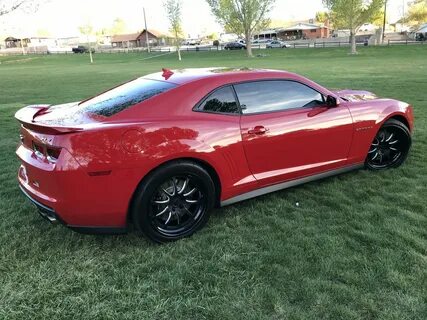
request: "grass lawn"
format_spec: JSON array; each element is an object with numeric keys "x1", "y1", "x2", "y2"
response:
[{"x1": 0, "y1": 46, "x2": 426, "y2": 319}]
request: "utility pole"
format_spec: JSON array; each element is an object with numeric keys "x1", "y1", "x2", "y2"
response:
[
  {"x1": 143, "y1": 7, "x2": 150, "y2": 53},
  {"x1": 382, "y1": 0, "x2": 387, "y2": 43},
  {"x1": 402, "y1": 0, "x2": 405, "y2": 32}
]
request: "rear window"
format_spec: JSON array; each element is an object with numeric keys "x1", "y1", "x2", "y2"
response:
[{"x1": 79, "y1": 78, "x2": 176, "y2": 117}]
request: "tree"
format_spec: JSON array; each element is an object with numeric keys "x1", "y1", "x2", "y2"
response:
[
  {"x1": 315, "y1": 11, "x2": 330, "y2": 23},
  {"x1": 371, "y1": 9, "x2": 385, "y2": 26},
  {"x1": 164, "y1": 0, "x2": 183, "y2": 61},
  {"x1": 0, "y1": 0, "x2": 45, "y2": 17},
  {"x1": 323, "y1": 0, "x2": 384, "y2": 54},
  {"x1": 110, "y1": 18, "x2": 127, "y2": 35},
  {"x1": 406, "y1": 0, "x2": 427, "y2": 27},
  {"x1": 79, "y1": 23, "x2": 94, "y2": 63},
  {"x1": 206, "y1": 0, "x2": 276, "y2": 57}
]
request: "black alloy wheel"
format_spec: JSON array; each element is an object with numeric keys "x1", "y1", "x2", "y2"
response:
[
  {"x1": 131, "y1": 161, "x2": 215, "y2": 243},
  {"x1": 151, "y1": 175, "x2": 206, "y2": 236},
  {"x1": 365, "y1": 119, "x2": 411, "y2": 170}
]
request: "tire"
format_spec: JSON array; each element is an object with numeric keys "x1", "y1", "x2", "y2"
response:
[
  {"x1": 131, "y1": 161, "x2": 216, "y2": 243},
  {"x1": 365, "y1": 119, "x2": 411, "y2": 170}
]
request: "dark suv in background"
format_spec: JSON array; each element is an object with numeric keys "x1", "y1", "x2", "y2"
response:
[{"x1": 224, "y1": 42, "x2": 246, "y2": 50}]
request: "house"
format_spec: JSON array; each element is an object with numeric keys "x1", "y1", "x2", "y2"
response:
[
  {"x1": 278, "y1": 23, "x2": 330, "y2": 40},
  {"x1": 111, "y1": 29, "x2": 168, "y2": 48},
  {"x1": 4, "y1": 36, "x2": 30, "y2": 48},
  {"x1": 253, "y1": 29, "x2": 278, "y2": 40},
  {"x1": 253, "y1": 23, "x2": 330, "y2": 41}
]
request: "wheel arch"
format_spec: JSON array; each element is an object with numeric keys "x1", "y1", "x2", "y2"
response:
[
  {"x1": 127, "y1": 156, "x2": 222, "y2": 224},
  {"x1": 385, "y1": 114, "x2": 410, "y2": 131}
]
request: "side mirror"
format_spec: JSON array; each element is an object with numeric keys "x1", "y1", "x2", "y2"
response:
[{"x1": 326, "y1": 95, "x2": 339, "y2": 107}]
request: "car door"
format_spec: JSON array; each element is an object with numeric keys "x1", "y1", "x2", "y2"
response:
[{"x1": 235, "y1": 80, "x2": 354, "y2": 186}]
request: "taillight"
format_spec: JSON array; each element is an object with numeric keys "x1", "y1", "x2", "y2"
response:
[
  {"x1": 46, "y1": 147, "x2": 62, "y2": 163},
  {"x1": 32, "y1": 142, "x2": 44, "y2": 158},
  {"x1": 32, "y1": 142, "x2": 61, "y2": 163}
]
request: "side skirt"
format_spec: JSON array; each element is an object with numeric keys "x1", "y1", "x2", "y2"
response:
[{"x1": 220, "y1": 163, "x2": 364, "y2": 207}]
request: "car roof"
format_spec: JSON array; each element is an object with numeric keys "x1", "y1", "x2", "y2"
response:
[{"x1": 142, "y1": 67, "x2": 294, "y2": 85}]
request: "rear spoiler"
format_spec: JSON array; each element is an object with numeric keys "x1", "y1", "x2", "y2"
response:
[{"x1": 15, "y1": 105, "x2": 83, "y2": 134}]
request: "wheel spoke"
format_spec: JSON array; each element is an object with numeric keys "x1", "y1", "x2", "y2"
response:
[
  {"x1": 154, "y1": 196, "x2": 170, "y2": 204},
  {"x1": 155, "y1": 206, "x2": 169, "y2": 217},
  {"x1": 162, "y1": 188, "x2": 173, "y2": 197},
  {"x1": 388, "y1": 139, "x2": 399, "y2": 145},
  {"x1": 371, "y1": 152, "x2": 379, "y2": 160},
  {"x1": 368, "y1": 147, "x2": 377, "y2": 154},
  {"x1": 390, "y1": 147, "x2": 398, "y2": 151},
  {"x1": 171, "y1": 179, "x2": 177, "y2": 196},
  {"x1": 164, "y1": 211, "x2": 172, "y2": 225},
  {"x1": 183, "y1": 187, "x2": 196, "y2": 197},
  {"x1": 183, "y1": 205, "x2": 195, "y2": 217},
  {"x1": 385, "y1": 133, "x2": 394, "y2": 142},
  {"x1": 178, "y1": 178, "x2": 189, "y2": 195},
  {"x1": 185, "y1": 199, "x2": 199, "y2": 204}
]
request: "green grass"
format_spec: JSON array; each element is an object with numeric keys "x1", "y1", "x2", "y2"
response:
[{"x1": 1, "y1": 47, "x2": 427, "y2": 319}]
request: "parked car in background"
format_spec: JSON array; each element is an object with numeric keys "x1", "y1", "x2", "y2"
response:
[
  {"x1": 15, "y1": 68, "x2": 413, "y2": 243},
  {"x1": 183, "y1": 39, "x2": 201, "y2": 45},
  {"x1": 72, "y1": 46, "x2": 95, "y2": 54},
  {"x1": 224, "y1": 42, "x2": 246, "y2": 50},
  {"x1": 415, "y1": 33, "x2": 426, "y2": 41},
  {"x1": 252, "y1": 39, "x2": 273, "y2": 45},
  {"x1": 266, "y1": 40, "x2": 290, "y2": 48}
]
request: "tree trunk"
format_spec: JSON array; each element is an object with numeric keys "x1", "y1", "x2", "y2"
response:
[
  {"x1": 245, "y1": 31, "x2": 253, "y2": 57},
  {"x1": 177, "y1": 47, "x2": 181, "y2": 61},
  {"x1": 350, "y1": 30, "x2": 357, "y2": 54}
]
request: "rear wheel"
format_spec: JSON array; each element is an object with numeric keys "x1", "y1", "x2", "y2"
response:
[
  {"x1": 365, "y1": 119, "x2": 411, "y2": 170},
  {"x1": 131, "y1": 161, "x2": 215, "y2": 243}
]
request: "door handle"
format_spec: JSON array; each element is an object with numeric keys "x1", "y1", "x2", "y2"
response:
[{"x1": 248, "y1": 126, "x2": 268, "y2": 135}]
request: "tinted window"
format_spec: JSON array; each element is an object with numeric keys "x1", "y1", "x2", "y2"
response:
[
  {"x1": 79, "y1": 78, "x2": 176, "y2": 117},
  {"x1": 197, "y1": 86, "x2": 239, "y2": 114},
  {"x1": 234, "y1": 80, "x2": 324, "y2": 114}
]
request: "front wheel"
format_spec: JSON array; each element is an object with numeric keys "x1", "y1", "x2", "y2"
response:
[
  {"x1": 131, "y1": 161, "x2": 215, "y2": 243},
  {"x1": 365, "y1": 119, "x2": 411, "y2": 170}
]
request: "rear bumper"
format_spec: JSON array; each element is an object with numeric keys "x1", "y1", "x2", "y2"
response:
[
  {"x1": 16, "y1": 141, "x2": 132, "y2": 228},
  {"x1": 19, "y1": 183, "x2": 128, "y2": 235},
  {"x1": 19, "y1": 184, "x2": 62, "y2": 224}
]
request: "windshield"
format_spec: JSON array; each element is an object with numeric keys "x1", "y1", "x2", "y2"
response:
[{"x1": 79, "y1": 78, "x2": 177, "y2": 117}]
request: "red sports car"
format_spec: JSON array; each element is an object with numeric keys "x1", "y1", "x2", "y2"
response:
[{"x1": 15, "y1": 68, "x2": 414, "y2": 242}]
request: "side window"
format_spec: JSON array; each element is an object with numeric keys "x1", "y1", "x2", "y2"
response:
[
  {"x1": 196, "y1": 86, "x2": 239, "y2": 114},
  {"x1": 234, "y1": 80, "x2": 324, "y2": 114}
]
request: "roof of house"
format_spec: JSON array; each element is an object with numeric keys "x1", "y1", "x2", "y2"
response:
[
  {"x1": 140, "y1": 29, "x2": 166, "y2": 38},
  {"x1": 111, "y1": 29, "x2": 169, "y2": 43},
  {"x1": 281, "y1": 23, "x2": 328, "y2": 31},
  {"x1": 111, "y1": 32, "x2": 141, "y2": 43}
]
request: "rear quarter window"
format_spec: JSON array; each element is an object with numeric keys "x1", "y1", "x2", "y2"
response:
[{"x1": 79, "y1": 78, "x2": 176, "y2": 117}]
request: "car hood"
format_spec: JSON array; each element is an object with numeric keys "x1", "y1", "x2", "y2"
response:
[{"x1": 332, "y1": 89, "x2": 378, "y2": 102}]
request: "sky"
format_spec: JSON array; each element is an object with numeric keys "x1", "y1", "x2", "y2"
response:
[{"x1": 0, "y1": 0, "x2": 410, "y2": 38}]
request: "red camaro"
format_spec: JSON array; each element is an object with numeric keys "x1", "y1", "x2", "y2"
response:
[{"x1": 16, "y1": 68, "x2": 414, "y2": 242}]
